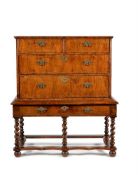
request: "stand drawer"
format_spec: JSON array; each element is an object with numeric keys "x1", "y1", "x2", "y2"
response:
[{"x1": 13, "y1": 105, "x2": 110, "y2": 116}]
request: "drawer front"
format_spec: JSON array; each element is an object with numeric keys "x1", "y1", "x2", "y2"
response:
[
  {"x1": 19, "y1": 54, "x2": 109, "y2": 74},
  {"x1": 20, "y1": 75, "x2": 109, "y2": 98},
  {"x1": 20, "y1": 75, "x2": 53, "y2": 99},
  {"x1": 14, "y1": 105, "x2": 110, "y2": 116},
  {"x1": 65, "y1": 38, "x2": 109, "y2": 53},
  {"x1": 71, "y1": 75, "x2": 109, "y2": 97},
  {"x1": 17, "y1": 38, "x2": 63, "y2": 53}
]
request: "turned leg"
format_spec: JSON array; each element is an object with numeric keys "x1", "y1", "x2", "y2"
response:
[
  {"x1": 103, "y1": 116, "x2": 109, "y2": 146},
  {"x1": 20, "y1": 118, "x2": 26, "y2": 146},
  {"x1": 14, "y1": 118, "x2": 21, "y2": 157},
  {"x1": 109, "y1": 117, "x2": 116, "y2": 157},
  {"x1": 62, "y1": 117, "x2": 68, "y2": 157}
]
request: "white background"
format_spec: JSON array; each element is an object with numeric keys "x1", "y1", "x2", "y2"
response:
[{"x1": 0, "y1": 0, "x2": 137, "y2": 174}]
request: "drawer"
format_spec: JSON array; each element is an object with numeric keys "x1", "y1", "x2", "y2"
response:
[
  {"x1": 65, "y1": 38, "x2": 109, "y2": 53},
  {"x1": 19, "y1": 54, "x2": 109, "y2": 74},
  {"x1": 17, "y1": 38, "x2": 63, "y2": 53},
  {"x1": 20, "y1": 75, "x2": 109, "y2": 98},
  {"x1": 14, "y1": 105, "x2": 110, "y2": 116}
]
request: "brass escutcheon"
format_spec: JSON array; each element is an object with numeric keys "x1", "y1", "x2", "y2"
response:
[
  {"x1": 61, "y1": 106, "x2": 69, "y2": 111},
  {"x1": 37, "y1": 41, "x2": 46, "y2": 47},
  {"x1": 37, "y1": 107, "x2": 47, "y2": 112},
  {"x1": 60, "y1": 76, "x2": 69, "y2": 83},
  {"x1": 84, "y1": 107, "x2": 92, "y2": 113},
  {"x1": 60, "y1": 55, "x2": 68, "y2": 62},
  {"x1": 83, "y1": 82, "x2": 92, "y2": 88},
  {"x1": 37, "y1": 83, "x2": 46, "y2": 89},
  {"x1": 83, "y1": 41, "x2": 92, "y2": 47},
  {"x1": 83, "y1": 60, "x2": 92, "y2": 66},
  {"x1": 37, "y1": 59, "x2": 47, "y2": 66}
]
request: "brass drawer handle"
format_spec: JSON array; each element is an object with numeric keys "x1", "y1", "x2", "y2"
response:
[
  {"x1": 37, "y1": 41, "x2": 46, "y2": 47},
  {"x1": 61, "y1": 106, "x2": 69, "y2": 111},
  {"x1": 60, "y1": 55, "x2": 68, "y2": 62},
  {"x1": 37, "y1": 60, "x2": 47, "y2": 66},
  {"x1": 83, "y1": 60, "x2": 92, "y2": 66},
  {"x1": 37, "y1": 83, "x2": 46, "y2": 89},
  {"x1": 84, "y1": 107, "x2": 92, "y2": 113},
  {"x1": 83, "y1": 41, "x2": 92, "y2": 47},
  {"x1": 37, "y1": 107, "x2": 47, "y2": 112},
  {"x1": 83, "y1": 82, "x2": 92, "y2": 88}
]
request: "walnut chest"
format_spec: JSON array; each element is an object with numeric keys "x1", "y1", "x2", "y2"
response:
[{"x1": 12, "y1": 36, "x2": 118, "y2": 157}]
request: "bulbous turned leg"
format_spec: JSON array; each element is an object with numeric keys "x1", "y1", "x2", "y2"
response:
[
  {"x1": 14, "y1": 118, "x2": 21, "y2": 157},
  {"x1": 109, "y1": 116, "x2": 117, "y2": 157},
  {"x1": 20, "y1": 118, "x2": 26, "y2": 146},
  {"x1": 103, "y1": 116, "x2": 110, "y2": 146},
  {"x1": 62, "y1": 116, "x2": 68, "y2": 157}
]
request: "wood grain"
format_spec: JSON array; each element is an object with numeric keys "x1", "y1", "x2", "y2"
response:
[
  {"x1": 65, "y1": 38, "x2": 109, "y2": 53},
  {"x1": 13, "y1": 105, "x2": 110, "y2": 117},
  {"x1": 12, "y1": 36, "x2": 118, "y2": 157},
  {"x1": 19, "y1": 54, "x2": 109, "y2": 74},
  {"x1": 19, "y1": 75, "x2": 109, "y2": 98},
  {"x1": 17, "y1": 38, "x2": 63, "y2": 53}
]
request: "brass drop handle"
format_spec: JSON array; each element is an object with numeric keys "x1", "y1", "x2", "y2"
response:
[
  {"x1": 83, "y1": 41, "x2": 92, "y2": 47},
  {"x1": 84, "y1": 107, "x2": 92, "y2": 113},
  {"x1": 37, "y1": 83, "x2": 46, "y2": 89},
  {"x1": 83, "y1": 82, "x2": 92, "y2": 88},
  {"x1": 83, "y1": 60, "x2": 92, "y2": 66},
  {"x1": 37, "y1": 59, "x2": 47, "y2": 66},
  {"x1": 37, "y1": 107, "x2": 47, "y2": 112},
  {"x1": 37, "y1": 41, "x2": 46, "y2": 47},
  {"x1": 61, "y1": 106, "x2": 69, "y2": 111}
]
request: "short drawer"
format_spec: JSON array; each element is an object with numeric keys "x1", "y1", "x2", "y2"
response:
[
  {"x1": 19, "y1": 54, "x2": 109, "y2": 74},
  {"x1": 17, "y1": 38, "x2": 63, "y2": 53},
  {"x1": 13, "y1": 105, "x2": 110, "y2": 116},
  {"x1": 20, "y1": 75, "x2": 109, "y2": 98},
  {"x1": 65, "y1": 38, "x2": 110, "y2": 53}
]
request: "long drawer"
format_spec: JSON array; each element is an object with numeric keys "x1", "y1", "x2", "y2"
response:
[
  {"x1": 20, "y1": 75, "x2": 109, "y2": 98},
  {"x1": 19, "y1": 54, "x2": 109, "y2": 74},
  {"x1": 13, "y1": 105, "x2": 110, "y2": 116}
]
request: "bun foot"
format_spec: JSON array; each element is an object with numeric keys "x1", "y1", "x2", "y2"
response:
[
  {"x1": 109, "y1": 150, "x2": 116, "y2": 157},
  {"x1": 14, "y1": 151, "x2": 21, "y2": 157},
  {"x1": 62, "y1": 151, "x2": 69, "y2": 157}
]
